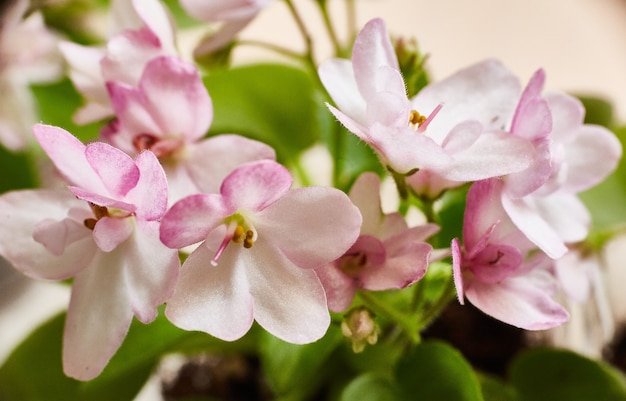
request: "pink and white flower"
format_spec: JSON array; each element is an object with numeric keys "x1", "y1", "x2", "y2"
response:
[
  {"x1": 160, "y1": 160, "x2": 362, "y2": 343},
  {"x1": 452, "y1": 178, "x2": 569, "y2": 330},
  {"x1": 0, "y1": 124, "x2": 179, "y2": 380},
  {"x1": 103, "y1": 55, "x2": 275, "y2": 202},
  {"x1": 59, "y1": 0, "x2": 177, "y2": 124},
  {"x1": 500, "y1": 72, "x2": 621, "y2": 258},
  {"x1": 318, "y1": 18, "x2": 534, "y2": 180},
  {"x1": 180, "y1": 0, "x2": 274, "y2": 57},
  {"x1": 315, "y1": 172, "x2": 438, "y2": 312}
]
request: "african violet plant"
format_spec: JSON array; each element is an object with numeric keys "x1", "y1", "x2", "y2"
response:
[{"x1": 1, "y1": 0, "x2": 626, "y2": 400}]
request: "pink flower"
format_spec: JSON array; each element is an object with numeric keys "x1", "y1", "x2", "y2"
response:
[
  {"x1": 452, "y1": 178, "x2": 568, "y2": 330},
  {"x1": 500, "y1": 73, "x2": 622, "y2": 258},
  {"x1": 180, "y1": 0, "x2": 274, "y2": 57},
  {"x1": 315, "y1": 172, "x2": 438, "y2": 312},
  {"x1": 318, "y1": 18, "x2": 534, "y2": 179},
  {"x1": 160, "y1": 160, "x2": 362, "y2": 343},
  {"x1": 59, "y1": 0, "x2": 177, "y2": 124},
  {"x1": 104, "y1": 55, "x2": 275, "y2": 202},
  {"x1": 0, "y1": 124, "x2": 179, "y2": 380}
]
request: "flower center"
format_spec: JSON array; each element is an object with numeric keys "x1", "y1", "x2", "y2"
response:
[
  {"x1": 211, "y1": 213, "x2": 258, "y2": 266},
  {"x1": 337, "y1": 252, "x2": 368, "y2": 277},
  {"x1": 83, "y1": 202, "x2": 131, "y2": 230},
  {"x1": 133, "y1": 133, "x2": 184, "y2": 159},
  {"x1": 409, "y1": 104, "x2": 443, "y2": 133}
]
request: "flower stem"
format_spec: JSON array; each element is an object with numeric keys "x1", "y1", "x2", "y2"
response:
[
  {"x1": 315, "y1": 0, "x2": 343, "y2": 57},
  {"x1": 416, "y1": 278, "x2": 456, "y2": 331},
  {"x1": 358, "y1": 291, "x2": 420, "y2": 344},
  {"x1": 236, "y1": 39, "x2": 306, "y2": 61},
  {"x1": 283, "y1": 0, "x2": 317, "y2": 68}
]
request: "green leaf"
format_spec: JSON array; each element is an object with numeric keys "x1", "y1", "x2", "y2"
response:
[
  {"x1": 479, "y1": 373, "x2": 518, "y2": 401},
  {"x1": 0, "y1": 312, "x2": 218, "y2": 401},
  {"x1": 509, "y1": 347, "x2": 626, "y2": 401},
  {"x1": 0, "y1": 146, "x2": 38, "y2": 192},
  {"x1": 259, "y1": 325, "x2": 343, "y2": 400},
  {"x1": 203, "y1": 64, "x2": 320, "y2": 166},
  {"x1": 577, "y1": 95, "x2": 614, "y2": 128},
  {"x1": 396, "y1": 340, "x2": 484, "y2": 401},
  {"x1": 339, "y1": 373, "x2": 401, "y2": 401}
]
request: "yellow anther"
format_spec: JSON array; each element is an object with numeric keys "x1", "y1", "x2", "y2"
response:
[
  {"x1": 409, "y1": 110, "x2": 426, "y2": 126},
  {"x1": 243, "y1": 230, "x2": 255, "y2": 249},
  {"x1": 231, "y1": 225, "x2": 245, "y2": 243}
]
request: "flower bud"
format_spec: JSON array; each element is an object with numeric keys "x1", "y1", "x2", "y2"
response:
[
  {"x1": 341, "y1": 307, "x2": 378, "y2": 353},
  {"x1": 393, "y1": 36, "x2": 429, "y2": 97}
]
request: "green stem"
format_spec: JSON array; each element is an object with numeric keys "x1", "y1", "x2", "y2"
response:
[
  {"x1": 358, "y1": 291, "x2": 420, "y2": 344},
  {"x1": 416, "y1": 278, "x2": 456, "y2": 331},
  {"x1": 316, "y1": 0, "x2": 343, "y2": 57},
  {"x1": 284, "y1": 0, "x2": 317, "y2": 68},
  {"x1": 345, "y1": 0, "x2": 357, "y2": 46},
  {"x1": 236, "y1": 39, "x2": 305, "y2": 61}
]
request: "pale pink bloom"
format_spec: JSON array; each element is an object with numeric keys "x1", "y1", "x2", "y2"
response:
[
  {"x1": 500, "y1": 75, "x2": 622, "y2": 258},
  {"x1": 0, "y1": 124, "x2": 179, "y2": 380},
  {"x1": 59, "y1": 0, "x2": 177, "y2": 124},
  {"x1": 315, "y1": 172, "x2": 437, "y2": 312},
  {"x1": 104, "y1": 55, "x2": 275, "y2": 202},
  {"x1": 0, "y1": 0, "x2": 62, "y2": 150},
  {"x1": 160, "y1": 160, "x2": 362, "y2": 343},
  {"x1": 180, "y1": 0, "x2": 273, "y2": 57},
  {"x1": 318, "y1": 18, "x2": 533, "y2": 179},
  {"x1": 452, "y1": 178, "x2": 568, "y2": 330}
]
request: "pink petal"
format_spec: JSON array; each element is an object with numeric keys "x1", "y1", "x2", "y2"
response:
[
  {"x1": 442, "y1": 128, "x2": 534, "y2": 181},
  {"x1": 465, "y1": 270, "x2": 569, "y2": 330},
  {"x1": 33, "y1": 124, "x2": 107, "y2": 193},
  {"x1": 501, "y1": 195, "x2": 568, "y2": 259},
  {"x1": 0, "y1": 190, "x2": 97, "y2": 280},
  {"x1": 165, "y1": 236, "x2": 255, "y2": 341},
  {"x1": 503, "y1": 137, "x2": 552, "y2": 198},
  {"x1": 125, "y1": 150, "x2": 168, "y2": 220},
  {"x1": 180, "y1": 0, "x2": 271, "y2": 21},
  {"x1": 220, "y1": 160, "x2": 292, "y2": 212},
  {"x1": 33, "y1": 216, "x2": 90, "y2": 257},
  {"x1": 469, "y1": 244, "x2": 523, "y2": 283},
  {"x1": 318, "y1": 59, "x2": 368, "y2": 127},
  {"x1": 101, "y1": 27, "x2": 163, "y2": 85},
  {"x1": 62, "y1": 252, "x2": 133, "y2": 380},
  {"x1": 315, "y1": 262, "x2": 356, "y2": 313},
  {"x1": 160, "y1": 194, "x2": 229, "y2": 249},
  {"x1": 69, "y1": 186, "x2": 136, "y2": 214},
  {"x1": 352, "y1": 18, "x2": 401, "y2": 102},
  {"x1": 85, "y1": 142, "x2": 140, "y2": 198},
  {"x1": 451, "y1": 238, "x2": 465, "y2": 304},
  {"x1": 364, "y1": 76, "x2": 411, "y2": 127},
  {"x1": 326, "y1": 103, "x2": 369, "y2": 139},
  {"x1": 411, "y1": 59, "x2": 521, "y2": 145},
  {"x1": 186, "y1": 134, "x2": 276, "y2": 194},
  {"x1": 348, "y1": 172, "x2": 383, "y2": 236},
  {"x1": 530, "y1": 193, "x2": 591, "y2": 244},
  {"x1": 106, "y1": 81, "x2": 162, "y2": 138},
  {"x1": 360, "y1": 235, "x2": 431, "y2": 291},
  {"x1": 510, "y1": 69, "x2": 552, "y2": 140},
  {"x1": 93, "y1": 216, "x2": 134, "y2": 252},
  {"x1": 248, "y1": 237, "x2": 330, "y2": 343},
  {"x1": 193, "y1": 18, "x2": 253, "y2": 56},
  {"x1": 257, "y1": 186, "x2": 362, "y2": 269},
  {"x1": 139, "y1": 56, "x2": 212, "y2": 141},
  {"x1": 132, "y1": 0, "x2": 176, "y2": 54},
  {"x1": 117, "y1": 220, "x2": 179, "y2": 322},
  {"x1": 368, "y1": 123, "x2": 452, "y2": 174}
]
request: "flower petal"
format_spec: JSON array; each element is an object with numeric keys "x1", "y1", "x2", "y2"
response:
[
  {"x1": 85, "y1": 142, "x2": 140, "y2": 198},
  {"x1": 62, "y1": 252, "x2": 133, "y2": 380},
  {"x1": 248, "y1": 237, "x2": 330, "y2": 343},
  {"x1": 33, "y1": 124, "x2": 107, "y2": 193},
  {"x1": 318, "y1": 59, "x2": 368, "y2": 127},
  {"x1": 69, "y1": 186, "x2": 137, "y2": 214},
  {"x1": 465, "y1": 270, "x2": 569, "y2": 330},
  {"x1": 451, "y1": 238, "x2": 465, "y2": 304},
  {"x1": 315, "y1": 262, "x2": 356, "y2": 313},
  {"x1": 106, "y1": 80, "x2": 162, "y2": 139},
  {"x1": 257, "y1": 186, "x2": 362, "y2": 269},
  {"x1": 351, "y1": 18, "x2": 401, "y2": 102},
  {"x1": 165, "y1": 234, "x2": 254, "y2": 341},
  {"x1": 0, "y1": 190, "x2": 96, "y2": 280},
  {"x1": 348, "y1": 172, "x2": 383, "y2": 236},
  {"x1": 125, "y1": 150, "x2": 168, "y2": 220},
  {"x1": 220, "y1": 160, "x2": 292, "y2": 212},
  {"x1": 120, "y1": 220, "x2": 179, "y2": 322},
  {"x1": 139, "y1": 56, "x2": 212, "y2": 141},
  {"x1": 160, "y1": 193, "x2": 228, "y2": 249},
  {"x1": 93, "y1": 216, "x2": 134, "y2": 252},
  {"x1": 186, "y1": 134, "x2": 276, "y2": 194}
]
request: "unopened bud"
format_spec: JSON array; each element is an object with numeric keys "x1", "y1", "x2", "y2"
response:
[
  {"x1": 393, "y1": 36, "x2": 429, "y2": 98},
  {"x1": 341, "y1": 307, "x2": 378, "y2": 353}
]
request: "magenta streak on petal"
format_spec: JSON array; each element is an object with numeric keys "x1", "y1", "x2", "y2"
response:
[
  {"x1": 211, "y1": 224, "x2": 233, "y2": 267},
  {"x1": 417, "y1": 103, "x2": 444, "y2": 133}
]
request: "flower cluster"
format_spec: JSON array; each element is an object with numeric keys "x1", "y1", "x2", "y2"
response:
[{"x1": 0, "y1": 0, "x2": 621, "y2": 390}]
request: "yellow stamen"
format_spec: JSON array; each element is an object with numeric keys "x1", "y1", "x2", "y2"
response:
[
  {"x1": 243, "y1": 230, "x2": 255, "y2": 249},
  {"x1": 231, "y1": 225, "x2": 245, "y2": 243},
  {"x1": 409, "y1": 110, "x2": 426, "y2": 127}
]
